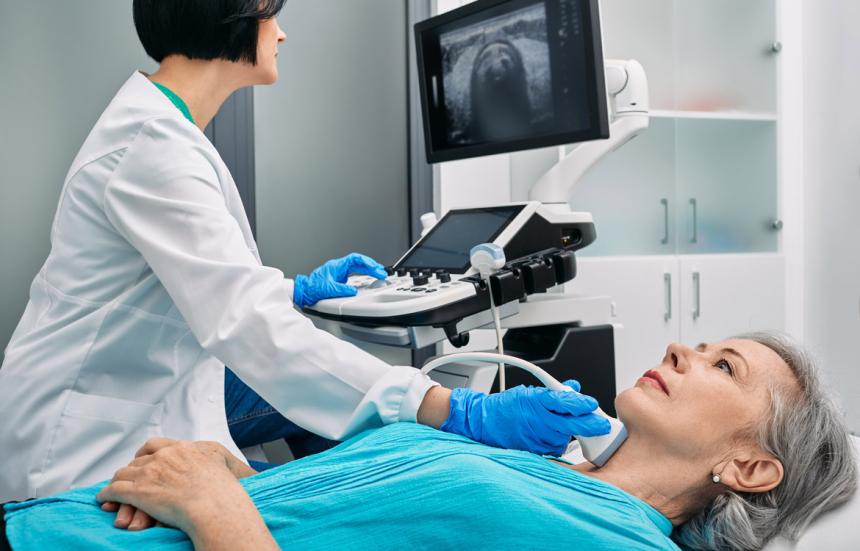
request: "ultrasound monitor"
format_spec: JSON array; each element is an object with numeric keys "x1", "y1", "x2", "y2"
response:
[{"x1": 415, "y1": 0, "x2": 608, "y2": 163}]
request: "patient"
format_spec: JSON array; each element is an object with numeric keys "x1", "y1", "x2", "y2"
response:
[{"x1": 3, "y1": 332, "x2": 857, "y2": 550}]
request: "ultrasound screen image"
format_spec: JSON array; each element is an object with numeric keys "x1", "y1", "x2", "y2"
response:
[{"x1": 440, "y1": 3, "x2": 553, "y2": 145}]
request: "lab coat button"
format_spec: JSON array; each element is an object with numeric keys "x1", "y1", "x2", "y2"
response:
[{"x1": 208, "y1": 395, "x2": 216, "y2": 403}]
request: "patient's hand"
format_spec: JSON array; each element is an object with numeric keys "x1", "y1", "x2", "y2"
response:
[
  {"x1": 103, "y1": 438, "x2": 257, "y2": 531},
  {"x1": 134, "y1": 438, "x2": 258, "y2": 479},
  {"x1": 97, "y1": 439, "x2": 277, "y2": 550}
]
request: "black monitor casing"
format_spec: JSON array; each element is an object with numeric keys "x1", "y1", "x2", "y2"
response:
[{"x1": 415, "y1": 0, "x2": 609, "y2": 164}]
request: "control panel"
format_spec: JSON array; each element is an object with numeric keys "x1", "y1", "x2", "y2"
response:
[{"x1": 304, "y1": 202, "x2": 596, "y2": 346}]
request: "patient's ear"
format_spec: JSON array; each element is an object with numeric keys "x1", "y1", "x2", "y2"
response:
[{"x1": 719, "y1": 451, "x2": 784, "y2": 493}]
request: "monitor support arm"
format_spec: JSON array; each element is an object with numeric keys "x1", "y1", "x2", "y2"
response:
[{"x1": 529, "y1": 59, "x2": 650, "y2": 207}]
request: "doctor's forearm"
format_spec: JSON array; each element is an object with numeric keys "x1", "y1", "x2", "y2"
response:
[{"x1": 416, "y1": 386, "x2": 452, "y2": 429}]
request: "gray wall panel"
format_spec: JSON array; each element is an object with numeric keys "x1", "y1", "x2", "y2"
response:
[
  {"x1": 254, "y1": 0, "x2": 410, "y2": 277},
  {"x1": 0, "y1": 2, "x2": 156, "y2": 350}
]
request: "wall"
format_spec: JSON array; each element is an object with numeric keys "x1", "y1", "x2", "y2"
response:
[
  {"x1": 802, "y1": 0, "x2": 860, "y2": 432},
  {"x1": 254, "y1": 0, "x2": 410, "y2": 277},
  {"x1": 0, "y1": 2, "x2": 155, "y2": 350}
]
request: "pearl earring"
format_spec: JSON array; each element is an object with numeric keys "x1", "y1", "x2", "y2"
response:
[{"x1": 712, "y1": 474, "x2": 721, "y2": 484}]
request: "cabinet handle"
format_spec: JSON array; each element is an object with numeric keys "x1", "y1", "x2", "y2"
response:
[
  {"x1": 692, "y1": 271, "x2": 701, "y2": 320},
  {"x1": 660, "y1": 198, "x2": 669, "y2": 245},
  {"x1": 663, "y1": 272, "x2": 672, "y2": 322},
  {"x1": 689, "y1": 198, "x2": 698, "y2": 244}
]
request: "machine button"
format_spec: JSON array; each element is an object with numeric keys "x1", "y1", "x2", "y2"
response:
[
  {"x1": 408, "y1": 269, "x2": 420, "y2": 277},
  {"x1": 426, "y1": 289, "x2": 438, "y2": 293},
  {"x1": 412, "y1": 275, "x2": 430, "y2": 286},
  {"x1": 436, "y1": 271, "x2": 452, "y2": 283},
  {"x1": 412, "y1": 287, "x2": 426, "y2": 292},
  {"x1": 520, "y1": 260, "x2": 557, "y2": 294},
  {"x1": 550, "y1": 250, "x2": 577, "y2": 283},
  {"x1": 384, "y1": 266, "x2": 395, "y2": 276},
  {"x1": 396, "y1": 267, "x2": 407, "y2": 277},
  {"x1": 489, "y1": 269, "x2": 526, "y2": 303}
]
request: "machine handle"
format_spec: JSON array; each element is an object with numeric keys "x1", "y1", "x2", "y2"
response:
[
  {"x1": 689, "y1": 198, "x2": 698, "y2": 244},
  {"x1": 692, "y1": 271, "x2": 701, "y2": 320},
  {"x1": 663, "y1": 272, "x2": 672, "y2": 322},
  {"x1": 660, "y1": 198, "x2": 669, "y2": 245}
]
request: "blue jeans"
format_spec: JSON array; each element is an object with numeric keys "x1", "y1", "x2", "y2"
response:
[{"x1": 225, "y1": 369, "x2": 337, "y2": 470}]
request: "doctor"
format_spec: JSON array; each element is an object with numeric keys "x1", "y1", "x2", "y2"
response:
[{"x1": 0, "y1": 0, "x2": 609, "y2": 503}]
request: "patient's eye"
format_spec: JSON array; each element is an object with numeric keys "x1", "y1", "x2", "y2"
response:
[{"x1": 714, "y1": 358, "x2": 734, "y2": 375}]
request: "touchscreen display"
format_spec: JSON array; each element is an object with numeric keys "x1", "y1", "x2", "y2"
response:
[{"x1": 396, "y1": 205, "x2": 524, "y2": 273}]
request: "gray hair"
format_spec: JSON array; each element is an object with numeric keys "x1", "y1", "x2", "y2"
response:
[{"x1": 672, "y1": 331, "x2": 858, "y2": 550}]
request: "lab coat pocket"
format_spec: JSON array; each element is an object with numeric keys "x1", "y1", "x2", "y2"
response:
[
  {"x1": 63, "y1": 391, "x2": 164, "y2": 426},
  {"x1": 44, "y1": 392, "x2": 164, "y2": 490}
]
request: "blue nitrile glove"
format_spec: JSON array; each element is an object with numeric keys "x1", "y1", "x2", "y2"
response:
[
  {"x1": 293, "y1": 253, "x2": 388, "y2": 308},
  {"x1": 440, "y1": 379, "x2": 612, "y2": 456}
]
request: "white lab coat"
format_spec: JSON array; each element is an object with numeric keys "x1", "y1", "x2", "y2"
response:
[{"x1": 0, "y1": 72, "x2": 436, "y2": 501}]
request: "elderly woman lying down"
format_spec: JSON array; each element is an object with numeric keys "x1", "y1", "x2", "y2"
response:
[{"x1": 2, "y1": 333, "x2": 857, "y2": 550}]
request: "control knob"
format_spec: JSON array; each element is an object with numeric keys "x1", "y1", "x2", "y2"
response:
[{"x1": 435, "y1": 271, "x2": 451, "y2": 283}]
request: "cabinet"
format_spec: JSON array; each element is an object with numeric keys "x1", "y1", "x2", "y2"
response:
[
  {"x1": 678, "y1": 254, "x2": 785, "y2": 344},
  {"x1": 569, "y1": 255, "x2": 785, "y2": 390},
  {"x1": 566, "y1": 117, "x2": 780, "y2": 257},
  {"x1": 585, "y1": 0, "x2": 781, "y2": 253}
]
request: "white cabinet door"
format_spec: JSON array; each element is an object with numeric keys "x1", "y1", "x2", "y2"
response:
[
  {"x1": 679, "y1": 254, "x2": 785, "y2": 344},
  {"x1": 569, "y1": 257, "x2": 680, "y2": 392}
]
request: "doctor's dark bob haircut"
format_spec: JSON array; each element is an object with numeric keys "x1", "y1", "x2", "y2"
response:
[{"x1": 133, "y1": 0, "x2": 286, "y2": 65}]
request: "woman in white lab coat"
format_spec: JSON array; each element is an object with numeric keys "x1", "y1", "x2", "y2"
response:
[{"x1": 0, "y1": 0, "x2": 609, "y2": 508}]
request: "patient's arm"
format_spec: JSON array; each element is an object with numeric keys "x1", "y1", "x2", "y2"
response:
[{"x1": 97, "y1": 439, "x2": 277, "y2": 551}]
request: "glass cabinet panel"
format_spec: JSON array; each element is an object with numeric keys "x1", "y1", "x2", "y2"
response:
[
  {"x1": 674, "y1": 119, "x2": 778, "y2": 254},
  {"x1": 601, "y1": 0, "x2": 777, "y2": 115},
  {"x1": 572, "y1": 118, "x2": 677, "y2": 256},
  {"x1": 674, "y1": 0, "x2": 777, "y2": 115}
]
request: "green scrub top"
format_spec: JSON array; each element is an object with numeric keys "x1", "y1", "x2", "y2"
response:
[{"x1": 151, "y1": 81, "x2": 195, "y2": 125}]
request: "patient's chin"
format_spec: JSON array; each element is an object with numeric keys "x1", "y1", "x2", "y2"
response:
[{"x1": 614, "y1": 386, "x2": 654, "y2": 427}]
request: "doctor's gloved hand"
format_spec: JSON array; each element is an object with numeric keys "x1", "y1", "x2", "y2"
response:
[
  {"x1": 293, "y1": 253, "x2": 388, "y2": 308},
  {"x1": 440, "y1": 380, "x2": 612, "y2": 456}
]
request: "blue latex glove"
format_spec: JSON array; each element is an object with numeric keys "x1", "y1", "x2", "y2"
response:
[
  {"x1": 293, "y1": 253, "x2": 388, "y2": 308},
  {"x1": 441, "y1": 379, "x2": 612, "y2": 456}
]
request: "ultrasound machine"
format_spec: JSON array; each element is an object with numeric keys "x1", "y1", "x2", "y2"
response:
[{"x1": 305, "y1": 0, "x2": 650, "y2": 414}]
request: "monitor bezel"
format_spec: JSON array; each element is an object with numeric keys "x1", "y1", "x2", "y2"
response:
[
  {"x1": 415, "y1": 0, "x2": 609, "y2": 164},
  {"x1": 393, "y1": 204, "x2": 526, "y2": 274}
]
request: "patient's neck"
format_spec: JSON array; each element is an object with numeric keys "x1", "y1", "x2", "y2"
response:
[{"x1": 569, "y1": 433, "x2": 716, "y2": 526}]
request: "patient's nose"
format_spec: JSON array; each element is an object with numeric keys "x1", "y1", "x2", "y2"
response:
[{"x1": 665, "y1": 342, "x2": 692, "y2": 374}]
